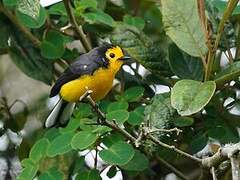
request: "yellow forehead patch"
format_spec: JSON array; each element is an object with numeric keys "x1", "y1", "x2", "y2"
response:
[{"x1": 105, "y1": 46, "x2": 124, "y2": 59}]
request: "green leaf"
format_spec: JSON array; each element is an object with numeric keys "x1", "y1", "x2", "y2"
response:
[
  {"x1": 208, "y1": 126, "x2": 226, "y2": 140},
  {"x1": 171, "y1": 80, "x2": 216, "y2": 116},
  {"x1": 99, "y1": 142, "x2": 135, "y2": 165},
  {"x1": 121, "y1": 150, "x2": 149, "y2": 171},
  {"x1": 29, "y1": 138, "x2": 50, "y2": 163},
  {"x1": 76, "y1": 169, "x2": 101, "y2": 180},
  {"x1": 17, "y1": 159, "x2": 38, "y2": 180},
  {"x1": 128, "y1": 106, "x2": 145, "y2": 126},
  {"x1": 190, "y1": 133, "x2": 208, "y2": 153},
  {"x1": 73, "y1": 103, "x2": 92, "y2": 118},
  {"x1": 99, "y1": 100, "x2": 111, "y2": 113},
  {"x1": 92, "y1": 126, "x2": 111, "y2": 135},
  {"x1": 47, "y1": 132, "x2": 74, "y2": 157},
  {"x1": 106, "y1": 110, "x2": 129, "y2": 123},
  {"x1": 215, "y1": 61, "x2": 240, "y2": 87},
  {"x1": 3, "y1": 0, "x2": 17, "y2": 7},
  {"x1": 75, "y1": 0, "x2": 98, "y2": 13},
  {"x1": 123, "y1": 15, "x2": 145, "y2": 30},
  {"x1": 106, "y1": 166, "x2": 117, "y2": 178},
  {"x1": 40, "y1": 31, "x2": 65, "y2": 59},
  {"x1": 71, "y1": 131, "x2": 98, "y2": 150},
  {"x1": 59, "y1": 118, "x2": 80, "y2": 133},
  {"x1": 110, "y1": 24, "x2": 171, "y2": 75},
  {"x1": 16, "y1": 6, "x2": 46, "y2": 28},
  {"x1": 40, "y1": 41, "x2": 64, "y2": 59},
  {"x1": 9, "y1": 36, "x2": 54, "y2": 85},
  {"x1": 173, "y1": 117, "x2": 194, "y2": 127},
  {"x1": 48, "y1": 2, "x2": 67, "y2": 16},
  {"x1": 21, "y1": 158, "x2": 35, "y2": 168},
  {"x1": 107, "y1": 101, "x2": 128, "y2": 112},
  {"x1": 82, "y1": 9, "x2": 115, "y2": 27},
  {"x1": 44, "y1": 128, "x2": 60, "y2": 142},
  {"x1": 123, "y1": 86, "x2": 144, "y2": 102},
  {"x1": 102, "y1": 133, "x2": 124, "y2": 147},
  {"x1": 39, "y1": 168, "x2": 64, "y2": 180},
  {"x1": 161, "y1": 0, "x2": 208, "y2": 57},
  {"x1": 17, "y1": 0, "x2": 40, "y2": 20},
  {"x1": 78, "y1": 118, "x2": 97, "y2": 131},
  {"x1": 168, "y1": 44, "x2": 203, "y2": 80},
  {"x1": 145, "y1": 93, "x2": 175, "y2": 130}
]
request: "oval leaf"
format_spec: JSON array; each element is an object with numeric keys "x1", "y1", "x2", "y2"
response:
[
  {"x1": 145, "y1": 93, "x2": 175, "y2": 130},
  {"x1": 106, "y1": 110, "x2": 129, "y2": 123},
  {"x1": 121, "y1": 150, "x2": 149, "y2": 171},
  {"x1": 128, "y1": 106, "x2": 145, "y2": 126},
  {"x1": 29, "y1": 138, "x2": 50, "y2": 163},
  {"x1": 107, "y1": 101, "x2": 129, "y2": 112},
  {"x1": 171, "y1": 80, "x2": 216, "y2": 116},
  {"x1": 76, "y1": 169, "x2": 101, "y2": 180},
  {"x1": 123, "y1": 15, "x2": 145, "y2": 30},
  {"x1": 173, "y1": 117, "x2": 194, "y2": 127},
  {"x1": 123, "y1": 86, "x2": 144, "y2": 102},
  {"x1": 18, "y1": 159, "x2": 38, "y2": 180},
  {"x1": 47, "y1": 132, "x2": 74, "y2": 157},
  {"x1": 99, "y1": 142, "x2": 135, "y2": 165},
  {"x1": 168, "y1": 44, "x2": 203, "y2": 80},
  {"x1": 17, "y1": 0, "x2": 40, "y2": 20},
  {"x1": 71, "y1": 131, "x2": 98, "y2": 150},
  {"x1": 39, "y1": 168, "x2": 64, "y2": 180},
  {"x1": 82, "y1": 9, "x2": 115, "y2": 27},
  {"x1": 161, "y1": 0, "x2": 208, "y2": 57},
  {"x1": 16, "y1": 6, "x2": 46, "y2": 28}
]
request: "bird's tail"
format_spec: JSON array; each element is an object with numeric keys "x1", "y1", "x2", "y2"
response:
[{"x1": 45, "y1": 98, "x2": 76, "y2": 128}]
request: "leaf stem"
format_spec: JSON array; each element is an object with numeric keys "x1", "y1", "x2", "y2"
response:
[
  {"x1": 205, "y1": 0, "x2": 239, "y2": 81},
  {"x1": 0, "y1": 2, "x2": 41, "y2": 47},
  {"x1": 63, "y1": 0, "x2": 91, "y2": 52}
]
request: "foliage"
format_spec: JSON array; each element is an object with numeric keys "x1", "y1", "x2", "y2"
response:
[{"x1": 0, "y1": 0, "x2": 240, "y2": 179}]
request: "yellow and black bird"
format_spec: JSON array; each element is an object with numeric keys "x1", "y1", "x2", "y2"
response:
[{"x1": 45, "y1": 44, "x2": 130, "y2": 128}]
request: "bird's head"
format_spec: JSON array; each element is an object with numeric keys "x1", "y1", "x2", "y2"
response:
[{"x1": 103, "y1": 44, "x2": 131, "y2": 73}]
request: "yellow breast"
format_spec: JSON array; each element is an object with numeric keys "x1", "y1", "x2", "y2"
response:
[{"x1": 59, "y1": 64, "x2": 120, "y2": 102}]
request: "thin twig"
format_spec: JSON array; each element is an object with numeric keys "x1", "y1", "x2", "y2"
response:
[
  {"x1": 0, "y1": 3, "x2": 41, "y2": 47},
  {"x1": 205, "y1": 0, "x2": 239, "y2": 81},
  {"x1": 63, "y1": 0, "x2": 91, "y2": 51},
  {"x1": 147, "y1": 134, "x2": 202, "y2": 163},
  {"x1": 80, "y1": 91, "x2": 189, "y2": 179},
  {"x1": 149, "y1": 127, "x2": 182, "y2": 135}
]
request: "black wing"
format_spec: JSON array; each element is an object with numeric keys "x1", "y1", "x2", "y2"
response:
[{"x1": 50, "y1": 46, "x2": 110, "y2": 97}]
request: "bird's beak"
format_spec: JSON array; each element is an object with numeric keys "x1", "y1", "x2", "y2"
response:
[{"x1": 119, "y1": 56, "x2": 131, "y2": 61}]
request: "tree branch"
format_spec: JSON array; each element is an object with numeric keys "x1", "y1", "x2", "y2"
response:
[
  {"x1": 147, "y1": 134, "x2": 202, "y2": 163},
  {"x1": 205, "y1": 0, "x2": 239, "y2": 81},
  {"x1": 0, "y1": 2, "x2": 41, "y2": 47},
  {"x1": 63, "y1": 0, "x2": 91, "y2": 51},
  {"x1": 80, "y1": 90, "x2": 188, "y2": 180}
]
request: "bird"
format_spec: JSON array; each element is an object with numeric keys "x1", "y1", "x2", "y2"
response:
[{"x1": 45, "y1": 44, "x2": 130, "y2": 128}]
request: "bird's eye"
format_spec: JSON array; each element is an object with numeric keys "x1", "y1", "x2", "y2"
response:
[{"x1": 109, "y1": 53, "x2": 115, "y2": 58}]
